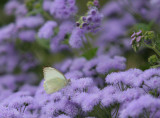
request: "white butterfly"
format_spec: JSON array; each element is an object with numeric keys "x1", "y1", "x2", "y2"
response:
[{"x1": 43, "y1": 67, "x2": 69, "y2": 94}]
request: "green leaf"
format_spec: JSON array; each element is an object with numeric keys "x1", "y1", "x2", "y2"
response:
[
  {"x1": 26, "y1": 9, "x2": 42, "y2": 16},
  {"x1": 149, "y1": 89, "x2": 159, "y2": 97},
  {"x1": 133, "y1": 23, "x2": 151, "y2": 32},
  {"x1": 36, "y1": 37, "x2": 50, "y2": 50},
  {"x1": 144, "y1": 31, "x2": 155, "y2": 40},
  {"x1": 61, "y1": 34, "x2": 70, "y2": 45},
  {"x1": 155, "y1": 34, "x2": 160, "y2": 51},
  {"x1": 148, "y1": 55, "x2": 158, "y2": 65},
  {"x1": 82, "y1": 47, "x2": 98, "y2": 60}
]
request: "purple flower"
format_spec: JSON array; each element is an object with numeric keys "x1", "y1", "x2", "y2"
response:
[
  {"x1": 34, "y1": 84, "x2": 50, "y2": 106},
  {"x1": 58, "y1": 21, "x2": 74, "y2": 37},
  {"x1": 43, "y1": 97, "x2": 68, "y2": 117},
  {"x1": 115, "y1": 88, "x2": 145, "y2": 103},
  {"x1": 144, "y1": 76, "x2": 160, "y2": 91},
  {"x1": 1, "y1": 91, "x2": 31, "y2": 105},
  {"x1": 105, "y1": 68, "x2": 143, "y2": 88},
  {"x1": 71, "y1": 77, "x2": 94, "y2": 91},
  {"x1": 81, "y1": 93, "x2": 100, "y2": 112},
  {"x1": 120, "y1": 95, "x2": 160, "y2": 118},
  {"x1": 15, "y1": 4, "x2": 27, "y2": 17},
  {"x1": 55, "y1": 59, "x2": 72, "y2": 73},
  {"x1": 0, "y1": 90, "x2": 12, "y2": 102},
  {"x1": 50, "y1": 21, "x2": 74, "y2": 52},
  {"x1": 56, "y1": 114, "x2": 71, "y2": 118},
  {"x1": 139, "y1": 68, "x2": 160, "y2": 83},
  {"x1": 38, "y1": 21, "x2": 57, "y2": 39},
  {"x1": 18, "y1": 30, "x2": 36, "y2": 42},
  {"x1": 63, "y1": 102, "x2": 79, "y2": 117},
  {"x1": 69, "y1": 57, "x2": 87, "y2": 71},
  {"x1": 0, "y1": 75, "x2": 17, "y2": 91},
  {"x1": 0, "y1": 43, "x2": 19, "y2": 73},
  {"x1": 20, "y1": 84, "x2": 37, "y2": 96},
  {"x1": 43, "y1": 0, "x2": 52, "y2": 12},
  {"x1": 96, "y1": 55, "x2": 126, "y2": 74},
  {"x1": 0, "y1": 106, "x2": 21, "y2": 118},
  {"x1": 16, "y1": 16, "x2": 44, "y2": 29},
  {"x1": 130, "y1": 30, "x2": 143, "y2": 44},
  {"x1": 98, "y1": 20, "x2": 126, "y2": 43},
  {"x1": 15, "y1": 73, "x2": 38, "y2": 84},
  {"x1": 100, "y1": 86, "x2": 119, "y2": 107},
  {"x1": 120, "y1": 13, "x2": 135, "y2": 26},
  {"x1": 19, "y1": 53, "x2": 39, "y2": 71},
  {"x1": 101, "y1": 1, "x2": 122, "y2": 17},
  {"x1": 65, "y1": 71, "x2": 84, "y2": 80},
  {"x1": 69, "y1": 28, "x2": 85, "y2": 48},
  {"x1": 83, "y1": 58, "x2": 98, "y2": 76},
  {"x1": 78, "y1": 7, "x2": 103, "y2": 33},
  {"x1": 71, "y1": 92, "x2": 87, "y2": 105},
  {"x1": 50, "y1": 0, "x2": 77, "y2": 19},
  {"x1": 1, "y1": 92, "x2": 34, "y2": 114},
  {"x1": 4, "y1": 0, "x2": 20, "y2": 15},
  {"x1": 0, "y1": 23, "x2": 16, "y2": 42},
  {"x1": 139, "y1": 68, "x2": 160, "y2": 91}
]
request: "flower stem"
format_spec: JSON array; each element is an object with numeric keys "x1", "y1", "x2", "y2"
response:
[{"x1": 143, "y1": 41, "x2": 160, "y2": 57}]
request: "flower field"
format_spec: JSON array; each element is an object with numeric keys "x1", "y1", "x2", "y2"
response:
[{"x1": 0, "y1": 0, "x2": 160, "y2": 118}]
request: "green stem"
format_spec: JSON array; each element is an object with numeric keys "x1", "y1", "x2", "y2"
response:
[
  {"x1": 112, "y1": 109, "x2": 117, "y2": 117},
  {"x1": 85, "y1": 34, "x2": 93, "y2": 49},
  {"x1": 143, "y1": 41, "x2": 160, "y2": 57},
  {"x1": 151, "y1": 110, "x2": 158, "y2": 118},
  {"x1": 143, "y1": 83, "x2": 152, "y2": 90},
  {"x1": 100, "y1": 104, "x2": 111, "y2": 117},
  {"x1": 144, "y1": 109, "x2": 150, "y2": 118},
  {"x1": 23, "y1": 106, "x2": 27, "y2": 113},
  {"x1": 152, "y1": 47, "x2": 160, "y2": 57},
  {"x1": 151, "y1": 65, "x2": 160, "y2": 68},
  {"x1": 39, "y1": 0, "x2": 53, "y2": 20},
  {"x1": 81, "y1": 36, "x2": 88, "y2": 51},
  {"x1": 41, "y1": 10, "x2": 53, "y2": 20},
  {"x1": 115, "y1": 104, "x2": 119, "y2": 118}
]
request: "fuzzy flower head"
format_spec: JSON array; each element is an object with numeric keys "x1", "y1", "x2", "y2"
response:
[
  {"x1": 77, "y1": 0, "x2": 103, "y2": 33},
  {"x1": 96, "y1": 55, "x2": 126, "y2": 74},
  {"x1": 18, "y1": 30, "x2": 36, "y2": 42},
  {"x1": 50, "y1": 0, "x2": 77, "y2": 19},
  {"x1": 131, "y1": 30, "x2": 142, "y2": 44},
  {"x1": 16, "y1": 16, "x2": 44, "y2": 29},
  {"x1": 0, "y1": 106, "x2": 21, "y2": 118},
  {"x1": 38, "y1": 21, "x2": 57, "y2": 39},
  {"x1": 0, "y1": 23, "x2": 16, "y2": 42},
  {"x1": 69, "y1": 27, "x2": 85, "y2": 48},
  {"x1": 105, "y1": 68, "x2": 143, "y2": 88},
  {"x1": 120, "y1": 95, "x2": 160, "y2": 118}
]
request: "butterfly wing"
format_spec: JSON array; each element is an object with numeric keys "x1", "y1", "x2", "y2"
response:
[
  {"x1": 43, "y1": 67, "x2": 66, "y2": 81},
  {"x1": 43, "y1": 78, "x2": 67, "y2": 94},
  {"x1": 43, "y1": 67, "x2": 68, "y2": 94}
]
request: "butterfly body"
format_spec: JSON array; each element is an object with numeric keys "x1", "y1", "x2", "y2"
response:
[{"x1": 43, "y1": 67, "x2": 69, "y2": 94}]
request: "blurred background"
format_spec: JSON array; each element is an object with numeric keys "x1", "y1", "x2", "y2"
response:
[{"x1": 0, "y1": 0, "x2": 155, "y2": 81}]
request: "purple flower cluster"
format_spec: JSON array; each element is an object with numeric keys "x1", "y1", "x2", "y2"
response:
[
  {"x1": 56, "y1": 55, "x2": 126, "y2": 76},
  {"x1": 131, "y1": 30, "x2": 142, "y2": 44},
  {"x1": 0, "y1": 23, "x2": 16, "y2": 42},
  {"x1": 0, "y1": 67, "x2": 160, "y2": 117},
  {"x1": 38, "y1": 21, "x2": 57, "y2": 39},
  {"x1": 69, "y1": 27, "x2": 85, "y2": 48},
  {"x1": 50, "y1": 0, "x2": 77, "y2": 19},
  {"x1": 69, "y1": 1, "x2": 103, "y2": 49},
  {"x1": 77, "y1": 7, "x2": 103, "y2": 33},
  {"x1": 5, "y1": 0, "x2": 27, "y2": 18},
  {"x1": 51, "y1": 21, "x2": 74, "y2": 52}
]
